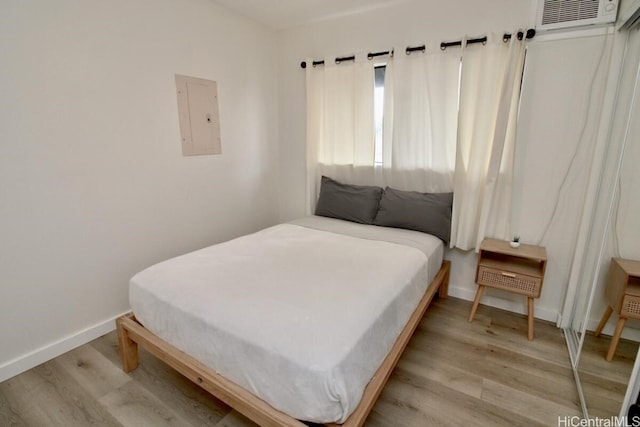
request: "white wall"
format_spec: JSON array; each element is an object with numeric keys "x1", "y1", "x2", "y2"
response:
[
  {"x1": 0, "y1": 0, "x2": 280, "y2": 380},
  {"x1": 276, "y1": 0, "x2": 615, "y2": 322}
]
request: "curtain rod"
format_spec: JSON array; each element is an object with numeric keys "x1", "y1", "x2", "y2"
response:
[
  {"x1": 368, "y1": 49, "x2": 394, "y2": 60},
  {"x1": 300, "y1": 51, "x2": 391, "y2": 69},
  {"x1": 405, "y1": 44, "x2": 425, "y2": 55},
  {"x1": 440, "y1": 29, "x2": 536, "y2": 51},
  {"x1": 440, "y1": 36, "x2": 487, "y2": 50},
  {"x1": 299, "y1": 29, "x2": 535, "y2": 69},
  {"x1": 504, "y1": 28, "x2": 536, "y2": 42}
]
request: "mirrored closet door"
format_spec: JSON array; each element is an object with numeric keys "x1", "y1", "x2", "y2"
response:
[{"x1": 564, "y1": 20, "x2": 640, "y2": 419}]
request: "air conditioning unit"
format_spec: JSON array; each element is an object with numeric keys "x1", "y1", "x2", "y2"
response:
[{"x1": 537, "y1": 0, "x2": 619, "y2": 31}]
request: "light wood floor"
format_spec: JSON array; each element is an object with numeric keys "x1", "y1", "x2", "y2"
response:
[
  {"x1": 578, "y1": 331, "x2": 638, "y2": 418},
  {"x1": 1, "y1": 297, "x2": 595, "y2": 427}
]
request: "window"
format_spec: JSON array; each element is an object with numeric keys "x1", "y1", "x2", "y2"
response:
[{"x1": 373, "y1": 65, "x2": 386, "y2": 166}]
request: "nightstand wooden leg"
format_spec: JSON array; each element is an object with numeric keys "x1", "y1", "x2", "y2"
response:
[
  {"x1": 527, "y1": 297, "x2": 534, "y2": 341},
  {"x1": 594, "y1": 306, "x2": 613, "y2": 337},
  {"x1": 468, "y1": 285, "x2": 485, "y2": 322},
  {"x1": 606, "y1": 316, "x2": 627, "y2": 362}
]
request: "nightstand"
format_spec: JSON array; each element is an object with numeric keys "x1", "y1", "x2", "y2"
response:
[
  {"x1": 594, "y1": 258, "x2": 640, "y2": 361},
  {"x1": 468, "y1": 238, "x2": 547, "y2": 340}
]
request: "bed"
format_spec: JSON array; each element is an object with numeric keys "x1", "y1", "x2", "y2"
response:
[{"x1": 117, "y1": 183, "x2": 451, "y2": 426}]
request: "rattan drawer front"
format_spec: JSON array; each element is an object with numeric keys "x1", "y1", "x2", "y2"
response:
[
  {"x1": 621, "y1": 294, "x2": 640, "y2": 319},
  {"x1": 477, "y1": 266, "x2": 541, "y2": 297}
]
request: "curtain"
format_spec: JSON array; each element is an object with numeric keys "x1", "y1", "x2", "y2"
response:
[
  {"x1": 450, "y1": 33, "x2": 527, "y2": 250},
  {"x1": 305, "y1": 33, "x2": 527, "y2": 250},
  {"x1": 305, "y1": 57, "x2": 375, "y2": 214},
  {"x1": 386, "y1": 50, "x2": 460, "y2": 193}
]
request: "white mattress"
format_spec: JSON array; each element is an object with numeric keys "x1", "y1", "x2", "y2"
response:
[{"x1": 129, "y1": 216, "x2": 443, "y2": 423}]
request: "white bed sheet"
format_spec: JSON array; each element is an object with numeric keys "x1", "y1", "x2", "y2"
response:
[
  {"x1": 289, "y1": 216, "x2": 443, "y2": 279},
  {"x1": 129, "y1": 216, "x2": 443, "y2": 423}
]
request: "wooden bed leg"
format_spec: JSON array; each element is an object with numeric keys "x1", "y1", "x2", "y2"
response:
[
  {"x1": 438, "y1": 260, "x2": 451, "y2": 298},
  {"x1": 116, "y1": 315, "x2": 139, "y2": 373}
]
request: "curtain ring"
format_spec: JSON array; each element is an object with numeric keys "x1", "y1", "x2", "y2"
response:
[{"x1": 405, "y1": 45, "x2": 425, "y2": 55}]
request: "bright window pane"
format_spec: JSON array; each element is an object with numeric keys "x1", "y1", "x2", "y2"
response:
[{"x1": 374, "y1": 65, "x2": 386, "y2": 166}]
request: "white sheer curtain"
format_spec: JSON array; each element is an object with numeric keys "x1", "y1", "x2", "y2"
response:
[
  {"x1": 383, "y1": 50, "x2": 460, "y2": 193},
  {"x1": 305, "y1": 34, "x2": 527, "y2": 249},
  {"x1": 305, "y1": 57, "x2": 375, "y2": 214},
  {"x1": 450, "y1": 33, "x2": 527, "y2": 250}
]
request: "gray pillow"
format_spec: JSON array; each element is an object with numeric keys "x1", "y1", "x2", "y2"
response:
[
  {"x1": 373, "y1": 187, "x2": 453, "y2": 243},
  {"x1": 315, "y1": 176, "x2": 383, "y2": 224}
]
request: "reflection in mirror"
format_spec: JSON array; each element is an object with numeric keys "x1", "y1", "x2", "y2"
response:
[{"x1": 566, "y1": 23, "x2": 640, "y2": 419}]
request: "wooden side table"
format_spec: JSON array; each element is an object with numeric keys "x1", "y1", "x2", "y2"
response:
[
  {"x1": 594, "y1": 258, "x2": 640, "y2": 361},
  {"x1": 468, "y1": 238, "x2": 547, "y2": 340}
]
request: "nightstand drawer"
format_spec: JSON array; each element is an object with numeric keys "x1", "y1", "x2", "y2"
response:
[
  {"x1": 621, "y1": 293, "x2": 640, "y2": 318},
  {"x1": 477, "y1": 266, "x2": 541, "y2": 297}
]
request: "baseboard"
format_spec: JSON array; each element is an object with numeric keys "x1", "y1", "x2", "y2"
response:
[
  {"x1": 448, "y1": 286, "x2": 559, "y2": 324},
  {"x1": 0, "y1": 310, "x2": 131, "y2": 383}
]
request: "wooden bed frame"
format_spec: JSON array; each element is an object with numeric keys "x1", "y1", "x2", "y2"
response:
[{"x1": 116, "y1": 260, "x2": 450, "y2": 427}]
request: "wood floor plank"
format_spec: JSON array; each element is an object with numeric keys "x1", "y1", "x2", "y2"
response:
[
  {"x1": 0, "y1": 376, "x2": 41, "y2": 427},
  {"x1": 572, "y1": 332, "x2": 635, "y2": 418},
  {"x1": 406, "y1": 334, "x2": 580, "y2": 411},
  {"x1": 485, "y1": 342, "x2": 572, "y2": 379},
  {"x1": 368, "y1": 391, "x2": 450, "y2": 426},
  {"x1": 99, "y1": 380, "x2": 194, "y2": 427},
  {"x1": 421, "y1": 302, "x2": 571, "y2": 368},
  {"x1": 480, "y1": 378, "x2": 581, "y2": 425},
  {"x1": 579, "y1": 332, "x2": 637, "y2": 383},
  {"x1": 55, "y1": 343, "x2": 131, "y2": 400},
  {"x1": 215, "y1": 410, "x2": 259, "y2": 427},
  {"x1": 2, "y1": 362, "x2": 121, "y2": 427},
  {"x1": 90, "y1": 331, "x2": 125, "y2": 367},
  {"x1": 483, "y1": 346, "x2": 580, "y2": 408},
  {"x1": 376, "y1": 372, "x2": 544, "y2": 427},
  {"x1": 578, "y1": 369, "x2": 629, "y2": 418},
  {"x1": 425, "y1": 313, "x2": 570, "y2": 367},
  {"x1": 395, "y1": 350, "x2": 484, "y2": 399}
]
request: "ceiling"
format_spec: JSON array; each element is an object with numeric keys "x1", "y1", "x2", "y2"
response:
[{"x1": 212, "y1": 0, "x2": 410, "y2": 30}]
